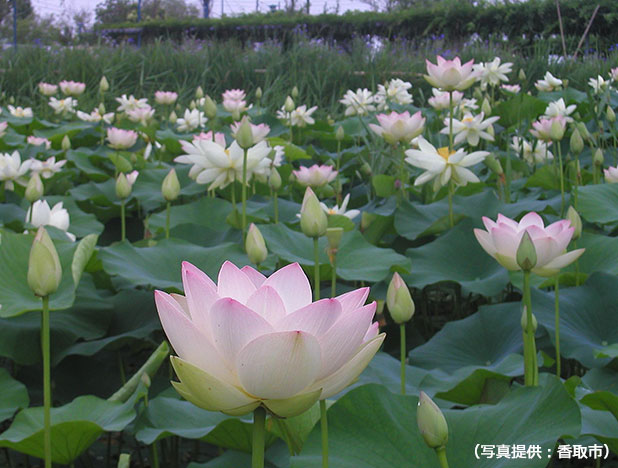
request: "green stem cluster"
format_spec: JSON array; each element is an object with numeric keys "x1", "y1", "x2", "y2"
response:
[
  {"x1": 320, "y1": 400, "x2": 329, "y2": 468},
  {"x1": 252, "y1": 407, "x2": 266, "y2": 468},
  {"x1": 241, "y1": 148, "x2": 248, "y2": 238},
  {"x1": 522, "y1": 271, "x2": 539, "y2": 386},
  {"x1": 120, "y1": 200, "x2": 126, "y2": 241},
  {"x1": 41, "y1": 296, "x2": 52, "y2": 468},
  {"x1": 555, "y1": 275, "x2": 561, "y2": 378},
  {"x1": 313, "y1": 237, "x2": 320, "y2": 301},
  {"x1": 400, "y1": 323, "x2": 406, "y2": 395}
]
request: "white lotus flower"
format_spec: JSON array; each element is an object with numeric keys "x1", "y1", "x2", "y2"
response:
[
  {"x1": 49, "y1": 97, "x2": 77, "y2": 115},
  {"x1": 126, "y1": 105, "x2": 155, "y2": 126},
  {"x1": 115, "y1": 94, "x2": 149, "y2": 113},
  {"x1": 473, "y1": 57, "x2": 513, "y2": 89},
  {"x1": 501, "y1": 84, "x2": 521, "y2": 94},
  {"x1": 535, "y1": 72, "x2": 562, "y2": 92},
  {"x1": 340, "y1": 89, "x2": 376, "y2": 116},
  {"x1": 76, "y1": 108, "x2": 115, "y2": 124},
  {"x1": 0, "y1": 151, "x2": 31, "y2": 190},
  {"x1": 30, "y1": 156, "x2": 67, "y2": 179},
  {"x1": 375, "y1": 79, "x2": 413, "y2": 110},
  {"x1": 26, "y1": 200, "x2": 75, "y2": 241},
  {"x1": 441, "y1": 112, "x2": 499, "y2": 147},
  {"x1": 7, "y1": 106, "x2": 33, "y2": 118},
  {"x1": 543, "y1": 98, "x2": 576, "y2": 123},
  {"x1": 177, "y1": 109, "x2": 207, "y2": 132},
  {"x1": 38, "y1": 83, "x2": 58, "y2": 96},
  {"x1": 59, "y1": 80, "x2": 85, "y2": 96},
  {"x1": 589, "y1": 75, "x2": 610, "y2": 95},
  {"x1": 320, "y1": 194, "x2": 360, "y2": 219},
  {"x1": 511, "y1": 137, "x2": 554, "y2": 165}
]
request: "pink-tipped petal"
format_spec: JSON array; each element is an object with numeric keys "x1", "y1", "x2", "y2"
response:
[
  {"x1": 217, "y1": 261, "x2": 257, "y2": 304},
  {"x1": 536, "y1": 248, "x2": 585, "y2": 275},
  {"x1": 182, "y1": 267, "x2": 219, "y2": 338},
  {"x1": 262, "y1": 263, "x2": 312, "y2": 314},
  {"x1": 474, "y1": 228, "x2": 497, "y2": 256},
  {"x1": 335, "y1": 287, "x2": 370, "y2": 314},
  {"x1": 241, "y1": 265, "x2": 267, "y2": 288},
  {"x1": 277, "y1": 298, "x2": 342, "y2": 336},
  {"x1": 519, "y1": 212, "x2": 545, "y2": 229},
  {"x1": 363, "y1": 322, "x2": 380, "y2": 342},
  {"x1": 246, "y1": 285, "x2": 287, "y2": 324}
]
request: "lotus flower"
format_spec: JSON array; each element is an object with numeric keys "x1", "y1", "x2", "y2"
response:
[
  {"x1": 59, "y1": 80, "x2": 85, "y2": 96},
  {"x1": 27, "y1": 136, "x2": 51, "y2": 149},
  {"x1": 474, "y1": 212, "x2": 585, "y2": 277},
  {"x1": 0, "y1": 151, "x2": 31, "y2": 190},
  {"x1": 293, "y1": 164, "x2": 337, "y2": 187},
  {"x1": 154, "y1": 91, "x2": 178, "y2": 105},
  {"x1": 38, "y1": 82, "x2": 58, "y2": 96},
  {"x1": 176, "y1": 109, "x2": 207, "y2": 132},
  {"x1": 428, "y1": 88, "x2": 463, "y2": 111},
  {"x1": 375, "y1": 78, "x2": 413, "y2": 110},
  {"x1": 604, "y1": 165, "x2": 618, "y2": 183},
  {"x1": 107, "y1": 127, "x2": 138, "y2": 150},
  {"x1": 26, "y1": 200, "x2": 75, "y2": 241},
  {"x1": 0, "y1": 121, "x2": 7, "y2": 138},
  {"x1": 441, "y1": 112, "x2": 499, "y2": 147},
  {"x1": 473, "y1": 57, "x2": 513, "y2": 89},
  {"x1": 424, "y1": 56, "x2": 479, "y2": 91},
  {"x1": 530, "y1": 116, "x2": 566, "y2": 142},
  {"x1": 48, "y1": 97, "x2": 77, "y2": 115},
  {"x1": 534, "y1": 72, "x2": 562, "y2": 92},
  {"x1": 230, "y1": 121, "x2": 270, "y2": 143},
  {"x1": 369, "y1": 111, "x2": 425, "y2": 145},
  {"x1": 154, "y1": 261, "x2": 384, "y2": 417},
  {"x1": 8, "y1": 106, "x2": 33, "y2": 118},
  {"x1": 339, "y1": 89, "x2": 376, "y2": 116},
  {"x1": 115, "y1": 94, "x2": 149, "y2": 113}
]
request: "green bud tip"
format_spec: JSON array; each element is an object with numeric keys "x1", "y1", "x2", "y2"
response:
[
  {"x1": 516, "y1": 231, "x2": 537, "y2": 271},
  {"x1": 204, "y1": 95, "x2": 217, "y2": 119},
  {"x1": 417, "y1": 391, "x2": 449, "y2": 449},
  {"x1": 569, "y1": 128, "x2": 584, "y2": 155},
  {"x1": 284, "y1": 96, "x2": 295, "y2": 113},
  {"x1": 300, "y1": 187, "x2": 327, "y2": 238},
  {"x1": 25, "y1": 173, "x2": 44, "y2": 203},
  {"x1": 115, "y1": 173, "x2": 132, "y2": 200},
  {"x1": 520, "y1": 307, "x2": 538, "y2": 332},
  {"x1": 61, "y1": 135, "x2": 71, "y2": 151},
  {"x1": 99, "y1": 75, "x2": 110, "y2": 92},
  {"x1": 593, "y1": 148, "x2": 604, "y2": 166},
  {"x1": 235, "y1": 117, "x2": 255, "y2": 149},
  {"x1": 268, "y1": 167, "x2": 282, "y2": 191},
  {"x1": 335, "y1": 126, "x2": 345, "y2": 141},
  {"x1": 27, "y1": 226, "x2": 62, "y2": 297},
  {"x1": 162, "y1": 168, "x2": 181, "y2": 202},
  {"x1": 291, "y1": 86, "x2": 299, "y2": 99},
  {"x1": 566, "y1": 206, "x2": 582, "y2": 240},
  {"x1": 386, "y1": 272, "x2": 415, "y2": 324},
  {"x1": 195, "y1": 86, "x2": 204, "y2": 99},
  {"x1": 255, "y1": 87, "x2": 263, "y2": 100},
  {"x1": 245, "y1": 223, "x2": 268, "y2": 265}
]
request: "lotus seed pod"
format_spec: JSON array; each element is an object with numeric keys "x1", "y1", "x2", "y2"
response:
[
  {"x1": 300, "y1": 187, "x2": 327, "y2": 238},
  {"x1": 417, "y1": 392, "x2": 448, "y2": 449},
  {"x1": 516, "y1": 231, "x2": 537, "y2": 271},
  {"x1": 386, "y1": 272, "x2": 415, "y2": 324},
  {"x1": 25, "y1": 173, "x2": 44, "y2": 203},
  {"x1": 27, "y1": 227, "x2": 62, "y2": 297},
  {"x1": 566, "y1": 206, "x2": 582, "y2": 240},
  {"x1": 246, "y1": 223, "x2": 268, "y2": 264},
  {"x1": 162, "y1": 168, "x2": 180, "y2": 202}
]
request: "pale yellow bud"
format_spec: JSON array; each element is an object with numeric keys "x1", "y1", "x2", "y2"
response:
[
  {"x1": 300, "y1": 187, "x2": 327, "y2": 238},
  {"x1": 25, "y1": 173, "x2": 44, "y2": 203},
  {"x1": 27, "y1": 227, "x2": 62, "y2": 297},
  {"x1": 162, "y1": 168, "x2": 180, "y2": 202},
  {"x1": 245, "y1": 223, "x2": 268, "y2": 264}
]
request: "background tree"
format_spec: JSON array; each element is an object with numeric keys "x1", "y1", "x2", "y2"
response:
[{"x1": 0, "y1": 0, "x2": 33, "y2": 23}]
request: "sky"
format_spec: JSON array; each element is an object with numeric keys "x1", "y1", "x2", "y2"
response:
[{"x1": 31, "y1": 0, "x2": 373, "y2": 25}]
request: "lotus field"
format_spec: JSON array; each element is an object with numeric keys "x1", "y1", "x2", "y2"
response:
[{"x1": 2, "y1": 55, "x2": 618, "y2": 468}]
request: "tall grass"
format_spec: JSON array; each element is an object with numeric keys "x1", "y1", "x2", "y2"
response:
[{"x1": 0, "y1": 36, "x2": 616, "y2": 116}]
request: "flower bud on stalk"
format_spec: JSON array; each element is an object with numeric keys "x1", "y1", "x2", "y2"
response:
[
  {"x1": 162, "y1": 168, "x2": 180, "y2": 202},
  {"x1": 484, "y1": 155, "x2": 503, "y2": 176},
  {"x1": 570, "y1": 128, "x2": 584, "y2": 155},
  {"x1": 300, "y1": 187, "x2": 327, "y2": 238},
  {"x1": 417, "y1": 392, "x2": 448, "y2": 449},
  {"x1": 169, "y1": 111, "x2": 177, "y2": 124},
  {"x1": 518, "y1": 69, "x2": 526, "y2": 81},
  {"x1": 25, "y1": 173, "x2": 44, "y2": 203},
  {"x1": 235, "y1": 117, "x2": 254, "y2": 150},
  {"x1": 326, "y1": 227, "x2": 344, "y2": 265},
  {"x1": 593, "y1": 148, "x2": 604, "y2": 167},
  {"x1": 550, "y1": 119, "x2": 565, "y2": 141},
  {"x1": 99, "y1": 76, "x2": 110, "y2": 93},
  {"x1": 520, "y1": 307, "x2": 538, "y2": 332},
  {"x1": 291, "y1": 86, "x2": 299, "y2": 99},
  {"x1": 116, "y1": 173, "x2": 132, "y2": 200},
  {"x1": 246, "y1": 223, "x2": 268, "y2": 264},
  {"x1": 268, "y1": 167, "x2": 282, "y2": 191},
  {"x1": 195, "y1": 86, "x2": 204, "y2": 99},
  {"x1": 386, "y1": 272, "x2": 415, "y2": 324},
  {"x1": 566, "y1": 206, "x2": 582, "y2": 240},
  {"x1": 607, "y1": 106, "x2": 616, "y2": 123},
  {"x1": 255, "y1": 87, "x2": 263, "y2": 100},
  {"x1": 27, "y1": 227, "x2": 62, "y2": 297},
  {"x1": 204, "y1": 96, "x2": 217, "y2": 120},
  {"x1": 335, "y1": 126, "x2": 345, "y2": 141},
  {"x1": 284, "y1": 96, "x2": 295, "y2": 113},
  {"x1": 481, "y1": 98, "x2": 492, "y2": 116},
  {"x1": 516, "y1": 231, "x2": 537, "y2": 271},
  {"x1": 61, "y1": 135, "x2": 71, "y2": 151}
]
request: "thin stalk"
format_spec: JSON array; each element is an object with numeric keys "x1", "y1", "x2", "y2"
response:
[
  {"x1": 274, "y1": 192, "x2": 279, "y2": 224},
  {"x1": 573, "y1": 154, "x2": 580, "y2": 210},
  {"x1": 447, "y1": 180, "x2": 454, "y2": 228},
  {"x1": 165, "y1": 201, "x2": 171, "y2": 239},
  {"x1": 313, "y1": 237, "x2": 320, "y2": 301},
  {"x1": 505, "y1": 141, "x2": 512, "y2": 203},
  {"x1": 523, "y1": 270, "x2": 538, "y2": 386},
  {"x1": 320, "y1": 400, "x2": 329, "y2": 468},
  {"x1": 436, "y1": 447, "x2": 449, "y2": 468},
  {"x1": 574, "y1": 239, "x2": 580, "y2": 287},
  {"x1": 242, "y1": 148, "x2": 248, "y2": 237},
  {"x1": 555, "y1": 275, "x2": 561, "y2": 378},
  {"x1": 120, "y1": 200, "x2": 126, "y2": 241},
  {"x1": 557, "y1": 141, "x2": 565, "y2": 216},
  {"x1": 448, "y1": 91, "x2": 454, "y2": 151},
  {"x1": 41, "y1": 295, "x2": 52, "y2": 468},
  {"x1": 398, "y1": 144, "x2": 407, "y2": 202},
  {"x1": 400, "y1": 323, "x2": 406, "y2": 395},
  {"x1": 330, "y1": 254, "x2": 337, "y2": 297},
  {"x1": 29, "y1": 202, "x2": 34, "y2": 224},
  {"x1": 117, "y1": 352, "x2": 126, "y2": 385},
  {"x1": 252, "y1": 407, "x2": 266, "y2": 468}
]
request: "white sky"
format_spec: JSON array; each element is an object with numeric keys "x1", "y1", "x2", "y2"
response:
[{"x1": 32, "y1": 0, "x2": 373, "y2": 25}]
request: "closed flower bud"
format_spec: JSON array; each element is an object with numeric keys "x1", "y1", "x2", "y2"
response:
[
  {"x1": 245, "y1": 223, "x2": 268, "y2": 264},
  {"x1": 516, "y1": 231, "x2": 537, "y2": 271},
  {"x1": 520, "y1": 307, "x2": 538, "y2": 332},
  {"x1": 162, "y1": 168, "x2": 180, "y2": 202},
  {"x1": 116, "y1": 173, "x2": 132, "y2": 200},
  {"x1": 550, "y1": 119, "x2": 565, "y2": 141},
  {"x1": 386, "y1": 272, "x2": 415, "y2": 324},
  {"x1": 335, "y1": 126, "x2": 345, "y2": 141},
  {"x1": 326, "y1": 227, "x2": 344, "y2": 250},
  {"x1": 361, "y1": 162, "x2": 372, "y2": 176},
  {"x1": 268, "y1": 167, "x2": 282, "y2": 191},
  {"x1": 255, "y1": 87, "x2": 262, "y2": 100},
  {"x1": 98, "y1": 102, "x2": 106, "y2": 114},
  {"x1": 300, "y1": 187, "x2": 327, "y2": 238},
  {"x1": 570, "y1": 128, "x2": 584, "y2": 155},
  {"x1": 291, "y1": 86, "x2": 299, "y2": 99},
  {"x1": 484, "y1": 155, "x2": 503, "y2": 175},
  {"x1": 417, "y1": 392, "x2": 448, "y2": 449},
  {"x1": 567, "y1": 206, "x2": 582, "y2": 240},
  {"x1": 575, "y1": 122, "x2": 591, "y2": 141},
  {"x1": 321, "y1": 184, "x2": 335, "y2": 198},
  {"x1": 27, "y1": 227, "x2": 62, "y2": 297},
  {"x1": 593, "y1": 148, "x2": 604, "y2": 166},
  {"x1": 235, "y1": 117, "x2": 254, "y2": 149},
  {"x1": 189, "y1": 100, "x2": 197, "y2": 110},
  {"x1": 25, "y1": 173, "x2": 44, "y2": 203},
  {"x1": 473, "y1": 88, "x2": 483, "y2": 101},
  {"x1": 61, "y1": 135, "x2": 71, "y2": 151},
  {"x1": 518, "y1": 69, "x2": 526, "y2": 81},
  {"x1": 99, "y1": 75, "x2": 110, "y2": 93},
  {"x1": 284, "y1": 96, "x2": 295, "y2": 113},
  {"x1": 204, "y1": 95, "x2": 217, "y2": 120},
  {"x1": 195, "y1": 86, "x2": 204, "y2": 99},
  {"x1": 607, "y1": 106, "x2": 616, "y2": 123},
  {"x1": 481, "y1": 97, "x2": 492, "y2": 116},
  {"x1": 169, "y1": 111, "x2": 177, "y2": 124}
]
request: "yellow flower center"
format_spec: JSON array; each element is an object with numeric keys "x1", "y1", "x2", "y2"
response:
[
  {"x1": 437, "y1": 147, "x2": 455, "y2": 161},
  {"x1": 327, "y1": 208, "x2": 337, "y2": 215},
  {"x1": 462, "y1": 116, "x2": 474, "y2": 123}
]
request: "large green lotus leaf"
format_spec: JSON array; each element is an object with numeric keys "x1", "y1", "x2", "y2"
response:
[
  {"x1": 530, "y1": 272, "x2": 618, "y2": 368},
  {"x1": 293, "y1": 378, "x2": 580, "y2": 467},
  {"x1": 99, "y1": 239, "x2": 248, "y2": 291},
  {"x1": 188, "y1": 441, "x2": 290, "y2": 468},
  {"x1": 403, "y1": 219, "x2": 510, "y2": 296},
  {"x1": 578, "y1": 183, "x2": 618, "y2": 225},
  {"x1": 581, "y1": 391, "x2": 618, "y2": 423},
  {"x1": 550, "y1": 232, "x2": 618, "y2": 282},
  {"x1": 53, "y1": 289, "x2": 159, "y2": 362},
  {"x1": 0, "y1": 229, "x2": 89, "y2": 318},
  {"x1": 148, "y1": 196, "x2": 232, "y2": 233},
  {"x1": 582, "y1": 368, "x2": 618, "y2": 393},
  {"x1": 578, "y1": 404, "x2": 618, "y2": 455},
  {"x1": 33, "y1": 121, "x2": 95, "y2": 145},
  {"x1": 65, "y1": 148, "x2": 110, "y2": 181},
  {"x1": 0, "y1": 274, "x2": 111, "y2": 365},
  {"x1": 259, "y1": 223, "x2": 410, "y2": 282},
  {"x1": 494, "y1": 93, "x2": 547, "y2": 128},
  {"x1": 0, "y1": 394, "x2": 138, "y2": 464},
  {"x1": 0, "y1": 369, "x2": 29, "y2": 423},
  {"x1": 525, "y1": 165, "x2": 562, "y2": 191}
]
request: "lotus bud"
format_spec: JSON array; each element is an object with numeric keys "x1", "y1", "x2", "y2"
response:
[
  {"x1": 255, "y1": 87, "x2": 263, "y2": 100},
  {"x1": 162, "y1": 168, "x2": 180, "y2": 202},
  {"x1": 486, "y1": 124, "x2": 495, "y2": 137},
  {"x1": 361, "y1": 212, "x2": 376, "y2": 231},
  {"x1": 327, "y1": 115, "x2": 335, "y2": 126},
  {"x1": 25, "y1": 173, "x2": 44, "y2": 203},
  {"x1": 326, "y1": 227, "x2": 344, "y2": 251},
  {"x1": 484, "y1": 155, "x2": 503, "y2": 176},
  {"x1": 335, "y1": 126, "x2": 345, "y2": 141},
  {"x1": 284, "y1": 96, "x2": 295, "y2": 113},
  {"x1": 300, "y1": 187, "x2": 327, "y2": 238},
  {"x1": 520, "y1": 307, "x2": 538, "y2": 332},
  {"x1": 361, "y1": 162, "x2": 372, "y2": 176},
  {"x1": 204, "y1": 95, "x2": 217, "y2": 119},
  {"x1": 189, "y1": 100, "x2": 197, "y2": 110},
  {"x1": 99, "y1": 75, "x2": 110, "y2": 93},
  {"x1": 9, "y1": 96, "x2": 14, "y2": 104},
  {"x1": 417, "y1": 392, "x2": 448, "y2": 449},
  {"x1": 550, "y1": 119, "x2": 565, "y2": 141},
  {"x1": 169, "y1": 111, "x2": 177, "y2": 124},
  {"x1": 268, "y1": 167, "x2": 282, "y2": 191},
  {"x1": 115, "y1": 173, "x2": 132, "y2": 200},
  {"x1": 518, "y1": 69, "x2": 526, "y2": 81},
  {"x1": 575, "y1": 121, "x2": 591, "y2": 141},
  {"x1": 195, "y1": 86, "x2": 204, "y2": 99},
  {"x1": 235, "y1": 117, "x2": 254, "y2": 149},
  {"x1": 245, "y1": 223, "x2": 268, "y2": 264},
  {"x1": 566, "y1": 206, "x2": 582, "y2": 240},
  {"x1": 570, "y1": 128, "x2": 584, "y2": 155},
  {"x1": 473, "y1": 88, "x2": 483, "y2": 101},
  {"x1": 481, "y1": 97, "x2": 492, "y2": 116},
  {"x1": 291, "y1": 86, "x2": 299, "y2": 99},
  {"x1": 607, "y1": 106, "x2": 616, "y2": 123},
  {"x1": 232, "y1": 109, "x2": 241, "y2": 121},
  {"x1": 61, "y1": 135, "x2": 71, "y2": 151},
  {"x1": 593, "y1": 148, "x2": 604, "y2": 167},
  {"x1": 27, "y1": 227, "x2": 62, "y2": 297},
  {"x1": 320, "y1": 184, "x2": 335, "y2": 198},
  {"x1": 516, "y1": 231, "x2": 537, "y2": 271},
  {"x1": 386, "y1": 272, "x2": 415, "y2": 324}
]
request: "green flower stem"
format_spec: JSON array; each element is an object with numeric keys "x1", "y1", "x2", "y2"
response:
[
  {"x1": 252, "y1": 406, "x2": 266, "y2": 468},
  {"x1": 165, "y1": 201, "x2": 171, "y2": 239},
  {"x1": 331, "y1": 254, "x2": 337, "y2": 298},
  {"x1": 436, "y1": 447, "x2": 449, "y2": 468},
  {"x1": 505, "y1": 139, "x2": 512, "y2": 203},
  {"x1": 398, "y1": 144, "x2": 407, "y2": 202},
  {"x1": 400, "y1": 323, "x2": 406, "y2": 395},
  {"x1": 448, "y1": 91, "x2": 454, "y2": 151},
  {"x1": 555, "y1": 275, "x2": 561, "y2": 378},
  {"x1": 573, "y1": 154, "x2": 580, "y2": 210},
  {"x1": 574, "y1": 239, "x2": 580, "y2": 287},
  {"x1": 447, "y1": 180, "x2": 454, "y2": 228},
  {"x1": 274, "y1": 192, "x2": 279, "y2": 224},
  {"x1": 320, "y1": 399, "x2": 329, "y2": 468},
  {"x1": 523, "y1": 270, "x2": 538, "y2": 386},
  {"x1": 41, "y1": 295, "x2": 52, "y2": 468},
  {"x1": 120, "y1": 200, "x2": 126, "y2": 242},
  {"x1": 241, "y1": 148, "x2": 248, "y2": 238},
  {"x1": 29, "y1": 202, "x2": 34, "y2": 224},
  {"x1": 313, "y1": 237, "x2": 320, "y2": 301},
  {"x1": 557, "y1": 141, "x2": 565, "y2": 217}
]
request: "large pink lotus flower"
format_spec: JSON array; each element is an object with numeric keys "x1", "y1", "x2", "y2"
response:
[
  {"x1": 106, "y1": 127, "x2": 138, "y2": 150},
  {"x1": 424, "y1": 56, "x2": 479, "y2": 92},
  {"x1": 604, "y1": 165, "x2": 618, "y2": 183},
  {"x1": 154, "y1": 91, "x2": 178, "y2": 105},
  {"x1": 155, "y1": 261, "x2": 384, "y2": 417},
  {"x1": 369, "y1": 110, "x2": 425, "y2": 145},
  {"x1": 530, "y1": 116, "x2": 566, "y2": 142},
  {"x1": 293, "y1": 164, "x2": 337, "y2": 187},
  {"x1": 59, "y1": 80, "x2": 86, "y2": 96},
  {"x1": 474, "y1": 212, "x2": 585, "y2": 277}
]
